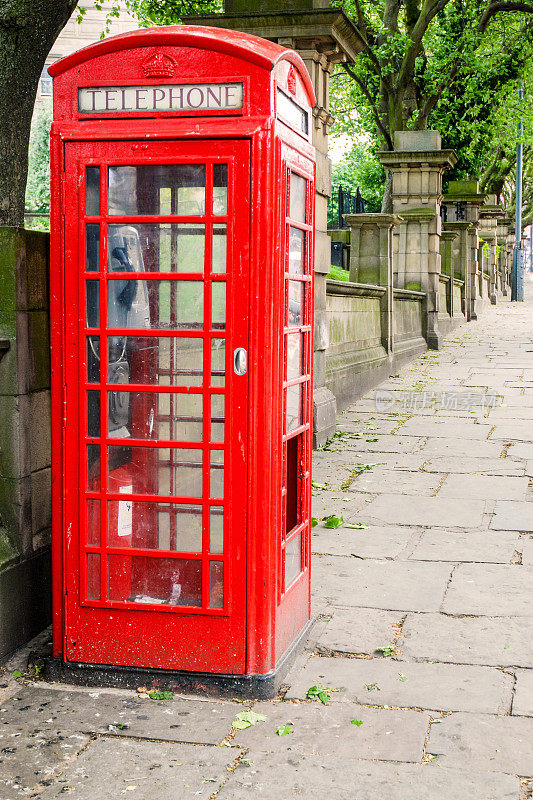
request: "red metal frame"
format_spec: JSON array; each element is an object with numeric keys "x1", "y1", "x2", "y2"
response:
[{"x1": 50, "y1": 25, "x2": 315, "y2": 677}]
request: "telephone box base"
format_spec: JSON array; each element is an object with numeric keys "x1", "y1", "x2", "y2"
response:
[{"x1": 44, "y1": 619, "x2": 312, "y2": 700}]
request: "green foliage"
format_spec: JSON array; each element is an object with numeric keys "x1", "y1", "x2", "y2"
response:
[
  {"x1": 275, "y1": 724, "x2": 293, "y2": 736},
  {"x1": 25, "y1": 102, "x2": 52, "y2": 231},
  {"x1": 328, "y1": 142, "x2": 385, "y2": 226},
  {"x1": 232, "y1": 710, "x2": 267, "y2": 729},
  {"x1": 306, "y1": 684, "x2": 338, "y2": 705},
  {"x1": 327, "y1": 265, "x2": 350, "y2": 281},
  {"x1": 148, "y1": 690, "x2": 174, "y2": 699}
]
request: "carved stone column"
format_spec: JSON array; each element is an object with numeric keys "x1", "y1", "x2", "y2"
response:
[
  {"x1": 379, "y1": 131, "x2": 457, "y2": 350},
  {"x1": 442, "y1": 180, "x2": 486, "y2": 320},
  {"x1": 188, "y1": 0, "x2": 365, "y2": 445}
]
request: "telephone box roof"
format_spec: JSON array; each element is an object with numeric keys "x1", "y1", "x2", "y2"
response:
[{"x1": 48, "y1": 24, "x2": 316, "y2": 106}]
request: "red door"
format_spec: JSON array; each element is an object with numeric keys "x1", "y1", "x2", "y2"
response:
[{"x1": 62, "y1": 140, "x2": 250, "y2": 673}]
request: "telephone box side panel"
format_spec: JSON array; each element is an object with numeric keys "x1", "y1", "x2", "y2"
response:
[
  {"x1": 244, "y1": 126, "x2": 283, "y2": 676},
  {"x1": 50, "y1": 126, "x2": 66, "y2": 658}
]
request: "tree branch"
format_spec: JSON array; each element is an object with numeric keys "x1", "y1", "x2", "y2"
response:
[
  {"x1": 343, "y1": 62, "x2": 394, "y2": 149},
  {"x1": 478, "y1": 0, "x2": 533, "y2": 31}
]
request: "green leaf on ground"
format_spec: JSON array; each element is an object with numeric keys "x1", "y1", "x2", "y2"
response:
[
  {"x1": 306, "y1": 684, "x2": 338, "y2": 705},
  {"x1": 311, "y1": 517, "x2": 318, "y2": 528},
  {"x1": 375, "y1": 646, "x2": 395, "y2": 657},
  {"x1": 148, "y1": 690, "x2": 174, "y2": 700},
  {"x1": 350, "y1": 719, "x2": 364, "y2": 727},
  {"x1": 232, "y1": 710, "x2": 267, "y2": 730},
  {"x1": 275, "y1": 724, "x2": 293, "y2": 736},
  {"x1": 365, "y1": 683, "x2": 380, "y2": 692},
  {"x1": 11, "y1": 670, "x2": 22, "y2": 678},
  {"x1": 312, "y1": 481, "x2": 329, "y2": 490},
  {"x1": 398, "y1": 673, "x2": 408, "y2": 682},
  {"x1": 323, "y1": 514, "x2": 344, "y2": 529},
  {"x1": 344, "y1": 522, "x2": 368, "y2": 529}
]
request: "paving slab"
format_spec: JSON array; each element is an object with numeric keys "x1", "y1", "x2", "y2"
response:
[
  {"x1": 520, "y1": 535, "x2": 533, "y2": 564},
  {"x1": 490, "y1": 424, "x2": 533, "y2": 442},
  {"x1": 507, "y1": 442, "x2": 533, "y2": 459},
  {"x1": 362, "y1": 494, "x2": 486, "y2": 528},
  {"x1": 419, "y1": 437, "x2": 505, "y2": 458},
  {"x1": 421, "y1": 456, "x2": 525, "y2": 476},
  {"x1": 284, "y1": 656, "x2": 513, "y2": 714},
  {"x1": 350, "y1": 468, "x2": 442, "y2": 496},
  {"x1": 512, "y1": 669, "x2": 533, "y2": 716},
  {"x1": 398, "y1": 418, "x2": 492, "y2": 439},
  {"x1": 217, "y1": 753, "x2": 520, "y2": 800},
  {"x1": 35, "y1": 737, "x2": 237, "y2": 800},
  {"x1": 408, "y1": 528, "x2": 519, "y2": 563},
  {"x1": 307, "y1": 607, "x2": 403, "y2": 655},
  {"x1": 334, "y1": 435, "x2": 422, "y2": 454},
  {"x1": 400, "y1": 613, "x2": 533, "y2": 667},
  {"x1": 427, "y1": 712, "x2": 533, "y2": 776},
  {"x1": 312, "y1": 557, "x2": 452, "y2": 612},
  {"x1": 311, "y1": 524, "x2": 419, "y2": 559},
  {"x1": 438, "y1": 474, "x2": 529, "y2": 500},
  {"x1": 0, "y1": 685, "x2": 237, "y2": 745},
  {"x1": 442, "y1": 563, "x2": 533, "y2": 616},
  {"x1": 491, "y1": 501, "x2": 533, "y2": 532},
  {"x1": 231, "y1": 701, "x2": 429, "y2": 763},
  {"x1": 311, "y1": 490, "x2": 370, "y2": 521}
]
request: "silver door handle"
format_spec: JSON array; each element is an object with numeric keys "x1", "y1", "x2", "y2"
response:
[{"x1": 234, "y1": 348, "x2": 247, "y2": 375}]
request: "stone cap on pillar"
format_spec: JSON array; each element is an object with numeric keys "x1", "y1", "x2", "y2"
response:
[
  {"x1": 441, "y1": 230, "x2": 459, "y2": 242},
  {"x1": 185, "y1": 2, "x2": 366, "y2": 62},
  {"x1": 444, "y1": 221, "x2": 471, "y2": 231},
  {"x1": 344, "y1": 212, "x2": 403, "y2": 228},
  {"x1": 443, "y1": 179, "x2": 486, "y2": 205}
]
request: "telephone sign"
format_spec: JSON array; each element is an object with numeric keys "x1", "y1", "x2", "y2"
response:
[{"x1": 49, "y1": 26, "x2": 316, "y2": 694}]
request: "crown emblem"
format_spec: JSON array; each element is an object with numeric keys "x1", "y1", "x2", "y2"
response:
[
  {"x1": 287, "y1": 66, "x2": 297, "y2": 95},
  {"x1": 141, "y1": 51, "x2": 176, "y2": 79}
]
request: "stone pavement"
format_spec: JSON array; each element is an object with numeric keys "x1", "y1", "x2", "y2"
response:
[{"x1": 1, "y1": 288, "x2": 533, "y2": 799}]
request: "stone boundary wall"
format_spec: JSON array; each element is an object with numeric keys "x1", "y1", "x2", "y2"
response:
[
  {"x1": 0, "y1": 228, "x2": 52, "y2": 660},
  {"x1": 326, "y1": 281, "x2": 427, "y2": 411}
]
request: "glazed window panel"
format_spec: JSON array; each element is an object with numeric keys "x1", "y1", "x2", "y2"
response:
[
  {"x1": 106, "y1": 500, "x2": 203, "y2": 552},
  {"x1": 106, "y1": 279, "x2": 203, "y2": 330},
  {"x1": 108, "y1": 165, "x2": 206, "y2": 216},
  {"x1": 110, "y1": 336, "x2": 203, "y2": 387},
  {"x1": 107, "y1": 445, "x2": 203, "y2": 497},
  {"x1": 108, "y1": 223, "x2": 205, "y2": 274},
  {"x1": 288, "y1": 227, "x2": 304, "y2": 274},
  {"x1": 108, "y1": 555, "x2": 202, "y2": 606},
  {"x1": 287, "y1": 281, "x2": 304, "y2": 327},
  {"x1": 290, "y1": 173, "x2": 307, "y2": 223},
  {"x1": 286, "y1": 384, "x2": 303, "y2": 433},
  {"x1": 286, "y1": 333, "x2": 303, "y2": 381}
]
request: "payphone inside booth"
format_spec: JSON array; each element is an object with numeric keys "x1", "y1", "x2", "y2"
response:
[{"x1": 49, "y1": 26, "x2": 316, "y2": 693}]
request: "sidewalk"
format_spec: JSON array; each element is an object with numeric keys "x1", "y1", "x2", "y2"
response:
[{"x1": 2, "y1": 288, "x2": 533, "y2": 799}]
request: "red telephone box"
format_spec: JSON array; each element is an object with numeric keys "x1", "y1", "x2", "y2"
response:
[{"x1": 49, "y1": 25, "x2": 315, "y2": 694}]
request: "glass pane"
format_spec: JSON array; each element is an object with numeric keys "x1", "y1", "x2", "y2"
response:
[
  {"x1": 86, "y1": 167, "x2": 100, "y2": 216},
  {"x1": 108, "y1": 391, "x2": 203, "y2": 441},
  {"x1": 285, "y1": 534, "x2": 302, "y2": 587},
  {"x1": 288, "y1": 281, "x2": 304, "y2": 327},
  {"x1": 86, "y1": 280, "x2": 100, "y2": 327},
  {"x1": 87, "y1": 444, "x2": 100, "y2": 491},
  {"x1": 290, "y1": 173, "x2": 307, "y2": 223},
  {"x1": 212, "y1": 225, "x2": 227, "y2": 273},
  {"x1": 210, "y1": 506, "x2": 224, "y2": 553},
  {"x1": 286, "y1": 333, "x2": 303, "y2": 381},
  {"x1": 107, "y1": 500, "x2": 202, "y2": 552},
  {"x1": 212, "y1": 283, "x2": 226, "y2": 329},
  {"x1": 209, "y1": 561, "x2": 223, "y2": 608},
  {"x1": 87, "y1": 554, "x2": 101, "y2": 601},
  {"x1": 108, "y1": 555, "x2": 202, "y2": 606},
  {"x1": 109, "y1": 336, "x2": 203, "y2": 387},
  {"x1": 211, "y1": 339, "x2": 225, "y2": 386},
  {"x1": 87, "y1": 499, "x2": 101, "y2": 545},
  {"x1": 108, "y1": 446, "x2": 202, "y2": 497},
  {"x1": 86, "y1": 224, "x2": 100, "y2": 271},
  {"x1": 108, "y1": 223, "x2": 205, "y2": 274},
  {"x1": 286, "y1": 384, "x2": 303, "y2": 433},
  {"x1": 107, "y1": 280, "x2": 203, "y2": 330},
  {"x1": 87, "y1": 390, "x2": 101, "y2": 437},
  {"x1": 211, "y1": 395, "x2": 224, "y2": 443},
  {"x1": 210, "y1": 450, "x2": 224, "y2": 498},
  {"x1": 213, "y1": 164, "x2": 227, "y2": 215},
  {"x1": 108, "y1": 165, "x2": 206, "y2": 216},
  {"x1": 288, "y1": 227, "x2": 304, "y2": 274},
  {"x1": 87, "y1": 336, "x2": 100, "y2": 382}
]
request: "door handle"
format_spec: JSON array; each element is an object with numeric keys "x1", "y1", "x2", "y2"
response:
[{"x1": 234, "y1": 348, "x2": 247, "y2": 375}]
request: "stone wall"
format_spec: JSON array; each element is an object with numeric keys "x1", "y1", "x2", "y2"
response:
[{"x1": 0, "y1": 228, "x2": 52, "y2": 659}]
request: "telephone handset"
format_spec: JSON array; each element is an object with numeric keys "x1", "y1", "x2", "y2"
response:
[{"x1": 87, "y1": 225, "x2": 151, "y2": 437}]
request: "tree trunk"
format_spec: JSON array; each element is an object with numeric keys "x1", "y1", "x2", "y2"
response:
[{"x1": 0, "y1": 0, "x2": 78, "y2": 226}]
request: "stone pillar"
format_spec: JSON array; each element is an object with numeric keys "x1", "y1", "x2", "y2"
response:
[
  {"x1": 443, "y1": 180, "x2": 486, "y2": 320},
  {"x1": 439, "y1": 230, "x2": 458, "y2": 318},
  {"x1": 187, "y1": 0, "x2": 366, "y2": 445},
  {"x1": 497, "y1": 218, "x2": 510, "y2": 296},
  {"x1": 479, "y1": 194, "x2": 502, "y2": 305},
  {"x1": 379, "y1": 131, "x2": 457, "y2": 350},
  {"x1": 344, "y1": 212, "x2": 401, "y2": 358},
  {"x1": 443, "y1": 221, "x2": 470, "y2": 317},
  {"x1": 0, "y1": 228, "x2": 52, "y2": 658}
]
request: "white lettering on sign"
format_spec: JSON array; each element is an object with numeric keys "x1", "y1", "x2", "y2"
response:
[{"x1": 78, "y1": 83, "x2": 243, "y2": 114}]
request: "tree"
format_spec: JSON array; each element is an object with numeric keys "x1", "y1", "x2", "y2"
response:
[
  {"x1": 0, "y1": 0, "x2": 79, "y2": 226},
  {"x1": 327, "y1": 0, "x2": 533, "y2": 209}
]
